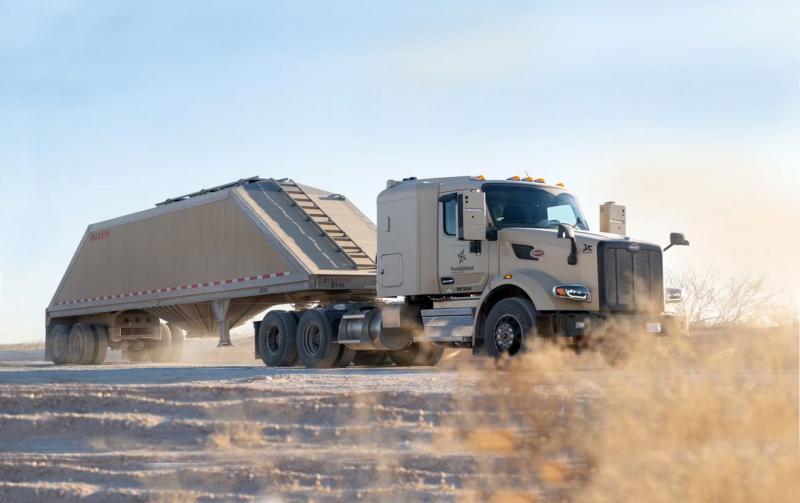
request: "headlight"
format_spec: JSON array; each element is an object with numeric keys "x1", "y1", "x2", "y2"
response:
[
  {"x1": 665, "y1": 287, "x2": 683, "y2": 303},
  {"x1": 552, "y1": 285, "x2": 591, "y2": 302}
]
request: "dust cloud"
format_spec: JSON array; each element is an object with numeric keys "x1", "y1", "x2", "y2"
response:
[
  {"x1": 587, "y1": 151, "x2": 800, "y2": 305},
  {"x1": 445, "y1": 325, "x2": 799, "y2": 502}
]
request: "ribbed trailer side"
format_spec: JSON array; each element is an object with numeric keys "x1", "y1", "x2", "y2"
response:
[
  {"x1": 45, "y1": 178, "x2": 376, "y2": 364},
  {"x1": 51, "y1": 195, "x2": 295, "y2": 310}
]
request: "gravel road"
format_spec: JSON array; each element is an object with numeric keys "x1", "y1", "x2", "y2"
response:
[{"x1": 1, "y1": 332, "x2": 797, "y2": 502}]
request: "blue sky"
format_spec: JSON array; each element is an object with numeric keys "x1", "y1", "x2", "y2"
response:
[{"x1": 1, "y1": 1, "x2": 798, "y2": 342}]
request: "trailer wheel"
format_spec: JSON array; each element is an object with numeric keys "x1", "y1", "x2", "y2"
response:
[
  {"x1": 352, "y1": 351, "x2": 390, "y2": 366},
  {"x1": 484, "y1": 297, "x2": 537, "y2": 359},
  {"x1": 90, "y1": 324, "x2": 109, "y2": 365},
  {"x1": 51, "y1": 325, "x2": 72, "y2": 365},
  {"x1": 388, "y1": 342, "x2": 444, "y2": 367},
  {"x1": 152, "y1": 324, "x2": 173, "y2": 362},
  {"x1": 296, "y1": 309, "x2": 340, "y2": 369},
  {"x1": 67, "y1": 323, "x2": 97, "y2": 365},
  {"x1": 167, "y1": 323, "x2": 185, "y2": 361},
  {"x1": 126, "y1": 346, "x2": 150, "y2": 362},
  {"x1": 258, "y1": 310, "x2": 299, "y2": 367}
]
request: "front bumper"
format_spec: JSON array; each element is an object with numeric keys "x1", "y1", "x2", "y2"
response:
[{"x1": 550, "y1": 311, "x2": 688, "y2": 338}]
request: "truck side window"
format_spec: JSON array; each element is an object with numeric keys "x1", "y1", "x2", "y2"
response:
[{"x1": 443, "y1": 197, "x2": 457, "y2": 236}]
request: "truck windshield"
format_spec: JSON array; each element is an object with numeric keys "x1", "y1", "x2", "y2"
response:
[{"x1": 483, "y1": 184, "x2": 589, "y2": 230}]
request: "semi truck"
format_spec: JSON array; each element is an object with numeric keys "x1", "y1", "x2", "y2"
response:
[{"x1": 45, "y1": 175, "x2": 688, "y2": 367}]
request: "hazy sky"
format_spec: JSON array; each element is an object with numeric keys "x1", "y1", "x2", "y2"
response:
[{"x1": 1, "y1": 1, "x2": 798, "y2": 342}]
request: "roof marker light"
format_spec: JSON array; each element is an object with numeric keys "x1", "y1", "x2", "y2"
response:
[
  {"x1": 507, "y1": 175, "x2": 521, "y2": 181},
  {"x1": 522, "y1": 176, "x2": 533, "y2": 182},
  {"x1": 534, "y1": 177, "x2": 546, "y2": 183},
  {"x1": 556, "y1": 182, "x2": 565, "y2": 188},
  {"x1": 473, "y1": 175, "x2": 486, "y2": 180}
]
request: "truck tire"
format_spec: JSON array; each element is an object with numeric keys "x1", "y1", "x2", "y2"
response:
[
  {"x1": 333, "y1": 345, "x2": 356, "y2": 368},
  {"x1": 127, "y1": 348, "x2": 148, "y2": 362},
  {"x1": 352, "y1": 351, "x2": 390, "y2": 366},
  {"x1": 90, "y1": 324, "x2": 109, "y2": 364},
  {"x1": 68, "y1": 323, "x2": 97, "y2": 365},
  {"x1": 152, "y1": 324, "x2": 173, "y2": 362},
  {"x1": 388, "y1": 342, "x2": 444, "y2": 367},
  {"x1": 51, "y1": 324, "x2": 71, "y2": 365},
  {"x1": 484, "y1": 297, "x2": 537, "y2": 358},
  {"x1": 296, "y1": 309, "x2": 340, "y2": 369},
  {"x1": 258, "y1": 310, "x2": 299, "y2": 366},
  {"x1": 167, "y1": 323, "x2": 185, "y2": 361}
]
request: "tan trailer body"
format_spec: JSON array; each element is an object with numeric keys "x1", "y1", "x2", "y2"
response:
[{"x1": 46, "y1": 178, "x2": 377, "y2": 339}]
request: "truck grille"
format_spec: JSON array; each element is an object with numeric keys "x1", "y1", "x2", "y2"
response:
[{"x1": 598, "y1": 242, "x2": 664, "y2": 313}]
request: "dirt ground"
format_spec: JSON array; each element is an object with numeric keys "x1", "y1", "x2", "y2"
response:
[{"x1": 0, "y1": 331, "x2": 798, "y2": 502}]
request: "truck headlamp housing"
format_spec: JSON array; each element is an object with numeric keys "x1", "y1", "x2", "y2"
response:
[
  {"x1": 552, "y1": 285, "x2": 591, "y2": 302},
  {"x1": 665, "y1": 288, "x2": 683, "y2": 303}
]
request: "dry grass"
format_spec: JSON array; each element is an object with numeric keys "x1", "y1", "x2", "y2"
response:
[{"x1": 449, "y1": 326, "x2": 800, "y2": 502}]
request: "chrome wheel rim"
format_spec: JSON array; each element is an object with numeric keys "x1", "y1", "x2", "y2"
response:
[{"x1": 494, "y1": 314, "x2": 523, "y2": 355}]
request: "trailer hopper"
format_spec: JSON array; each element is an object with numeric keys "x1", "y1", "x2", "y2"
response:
[{"x1": 45, "y1": 177, "x2": 376, "y2": 363}]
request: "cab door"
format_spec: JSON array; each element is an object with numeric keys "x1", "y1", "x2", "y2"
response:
[{"x1": 438, "y1": 192, "x2": 489, "y2": 294}]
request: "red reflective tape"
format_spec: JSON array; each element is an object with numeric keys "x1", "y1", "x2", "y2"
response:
[{"x1": 56, "y1": 271, "x2": 291, "y2": 306}]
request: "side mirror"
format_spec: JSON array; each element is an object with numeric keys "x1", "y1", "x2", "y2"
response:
[
  {"x1": 663, "y1": 232, "x2": 690, "y2": 251},
  {"x1": 557, "y1": 223, "x2": 575, "y2": 240},
  {"x1": 458, "y1": 191, "x2": 487, "y2": 241},
  {"x1": 557, "y1": 223, "x2": 578, "y2": 265}
]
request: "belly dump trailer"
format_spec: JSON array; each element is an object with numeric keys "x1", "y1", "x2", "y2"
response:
[{"x1": 46, "y1": 175, "x2": 688, "y2": 367}]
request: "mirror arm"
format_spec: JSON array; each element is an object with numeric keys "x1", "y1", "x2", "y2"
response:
[
  {"x1": 567, "y1": 239, "x2": 578, "y2": 265},
  {"x1": 557, "y1": 223, "x2": 578, "y2": 265},
  {"x1": 663, "y1": 243, "x2": 674, "y2": 252}
]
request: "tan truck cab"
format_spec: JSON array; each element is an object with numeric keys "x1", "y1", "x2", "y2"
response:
[{"x1": 368, "y1": 175, "x2": 688, "y2": 358}]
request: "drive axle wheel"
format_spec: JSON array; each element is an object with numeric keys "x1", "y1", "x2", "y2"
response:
[
  {"x1": 51, "y1": 324, "x2": 71, "y2": 365},
  {"x1": 258, "y1": 310, "x2": 299, "y2": 366},
  {"x1": 296, "y1": 309, "x2": 341, "y2": 369},
  {"x1": 334, "y1": 345, "x2": 356, "y2": 368},
  {"x1": 352, "y1": 351, "x2": 391, "y2": 366},
  {"x1": 67, "y1": 323, "x2": 97, "y2": 365},
  {"x1": 484, "y1": 297, "x2": 538, "y2": 359},
  {"x1": 388, "y1": 342, "x2": 444, "y2": 367}
]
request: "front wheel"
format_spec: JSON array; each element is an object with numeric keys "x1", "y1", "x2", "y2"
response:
[{"x1": 484, "y1": 297, "x2": 538, "y2": 359}]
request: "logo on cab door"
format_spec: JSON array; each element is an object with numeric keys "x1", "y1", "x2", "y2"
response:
[{"x1": 451, "y1": 249, "x2": 474, "y2": 273}]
